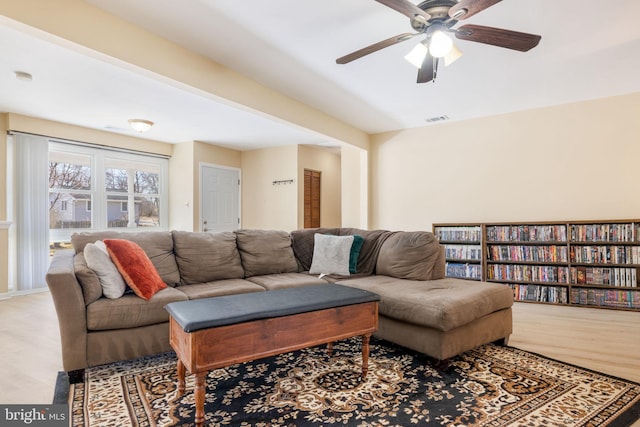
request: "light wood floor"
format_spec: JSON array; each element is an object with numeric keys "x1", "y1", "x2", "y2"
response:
[{"x1": 1, "y1": 292, "x2": 639, "y2": 425}]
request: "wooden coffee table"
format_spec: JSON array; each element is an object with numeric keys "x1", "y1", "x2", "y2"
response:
[{"x1": 166, "y1": 284, "x2": 380, "y2": 427}]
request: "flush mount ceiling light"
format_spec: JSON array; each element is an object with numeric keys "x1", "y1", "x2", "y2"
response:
[{"x1": 128, "y1": 119, "x2": 154, "y2": 133}]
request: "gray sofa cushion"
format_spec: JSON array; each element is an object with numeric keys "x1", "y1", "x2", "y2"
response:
[
  {"x1": 175, "y1": 279, "x2": 265, "y2": 300},
  {"x1": 71, "y1": 231, "x2": 180, "y2": 286},
  {"x1": 245, "y1": 273, "x2": 330, "y2": 291},
  {"x1": 172, "y1": 231, "x2": 244, "y2": 284},
  {"x1": 235, "y1": 229, "x2": 299, "y2": 277},
  {"x1": 376, "y1": 231, "x2": 441, "y2": 280},
  {"x1": 339, "y1": 228, "x2": 394, "y2": 275},
  {"x1": 338, "y1": 276, "x2": 513, "y2": 331},
  {"x1": 74, "y1": 253, "x2": 103, "y2": 305},
  {"x1": 86, "y1": 287, "x2": 188, "y2": 331}
]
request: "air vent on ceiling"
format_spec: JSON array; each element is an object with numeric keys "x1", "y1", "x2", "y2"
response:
[{"x1": 425, "y1": 115, "x2": 449, "y2": 123}]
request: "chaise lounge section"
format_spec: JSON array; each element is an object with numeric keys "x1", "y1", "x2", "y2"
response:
[{"x1": 46, "y1": 227, "x2": 513, "y2": 373}]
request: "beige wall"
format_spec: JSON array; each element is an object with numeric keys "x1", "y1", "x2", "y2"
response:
[
  {"x1": 340, "y1": 144, "x2": 368, "y2": 229},
  {"x1": 370, "y1": 93, "x2": 640, "y2": 231},
  {"x1": 168, "y1": 141, "x2": 195, "y2": 231},
  {"x1": 241, "y1": 145, "x2": 298, "y2": 230},
  {"x1": 297, "y1": 145, "x2": 341, "y2": 228}
]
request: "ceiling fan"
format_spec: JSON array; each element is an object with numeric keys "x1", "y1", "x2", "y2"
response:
[{"x1": 336, "y1": 0, "x2": 541, "y2": 83}]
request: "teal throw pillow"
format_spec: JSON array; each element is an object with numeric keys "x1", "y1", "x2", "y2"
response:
[{"x1": 349, "y1": 235, "x2": 364, "y2": 274}]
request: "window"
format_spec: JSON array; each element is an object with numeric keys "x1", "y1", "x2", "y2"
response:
[{"x1": 49, "y1": 142, "x2": 168, "y2": 244}]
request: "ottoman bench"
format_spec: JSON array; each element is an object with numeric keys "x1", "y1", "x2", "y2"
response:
[{"x1": 165, "y1": 283, "x2": 380, "y2": 426}]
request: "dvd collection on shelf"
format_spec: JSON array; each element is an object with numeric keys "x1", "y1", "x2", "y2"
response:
[
  {"x1": 434, "y1": 220, "x2": 640, "y2": 311},
  {"x1": 444, "y1": 244, "x2": 482, "y2": 261},
  {"x1": 570, "y1": 266, "x2": 637, "y2": 287},
  {"x1": 446, "y1": 263, "x2": 482, "y2": 280},
  {"x1": 570, "y1": 288, "x2": 640, "y2": 309},
  {"x1": 571, "y1": 245, "x2": 640, "y2": 264},
  {"x1": 487, "y1": 264, "x2": 569, "y2": 283},
  {"x1": 509, "y1": 284, "x2": 568, "y2": 304},
  {"x1": 488, "y1": 245, "x2": 568, "y2": 262},
  {"x1": 570, "y1": 223, "x2": 638, "y2": 242},
  {"x1": 434, "y1": 226, "x2": 482, "y2": 242},
  {"x1": 486, "y1": 224, "x2": 567, "y2": 242}
]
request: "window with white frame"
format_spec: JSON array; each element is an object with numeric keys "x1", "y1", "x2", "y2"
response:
[{"x1": 49, "y1": 141, "x2": 168, "y2": 244}]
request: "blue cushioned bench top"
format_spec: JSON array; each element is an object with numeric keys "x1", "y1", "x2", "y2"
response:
[{"x1": 165, "y1": 283, "x2": 380, "y2": 333}]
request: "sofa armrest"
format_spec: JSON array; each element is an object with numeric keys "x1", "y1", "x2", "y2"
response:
[{"x1": 46, "y1": 250, "x2": 88, "y2": 371}]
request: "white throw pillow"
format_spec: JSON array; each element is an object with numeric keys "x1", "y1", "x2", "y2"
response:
[
  {"x1": 94, "y1": 240, "x2": 109, "y2": 255},
  {"x1": 309, "y1": 234, "x2": 354, "y2": 276},
  {"x1": 84, "y1": 241, "x2": 127, "y2": 299}
]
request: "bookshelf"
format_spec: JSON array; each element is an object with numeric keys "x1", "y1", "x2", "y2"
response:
[
  {"x1": 568, "y1": 221, "x2": 640, "y2": 310},
  {"x1": 433, "y1": 220, "x2": 640, "y2": 311},
  {"x1": 485, "y1": 222, "x2": 570, "y2": 305},
  {"x1": 433, "y1": 224, "x2": 483, "y2": 281}
]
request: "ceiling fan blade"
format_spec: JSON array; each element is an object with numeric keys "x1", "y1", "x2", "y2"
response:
[
  {"x1": 336, "y1": 33, "x2": 418, "y2": 64},
  {"x1": 455, "y1": 24, "x2": 541, "y2": 52},
  {"x1": 417, "y1": 52, "x2": 435, "y2": 83},
  {"x1": 449, "y1": 0, "x2": 502, "y2": 20},
  {"x1": 374, "y1": 0, "x2": 431, "y2": 21}
]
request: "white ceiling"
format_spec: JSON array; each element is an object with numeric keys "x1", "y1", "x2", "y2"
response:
[{"x1": 2, "y1": 1, "x2": 640, "y2": 150}]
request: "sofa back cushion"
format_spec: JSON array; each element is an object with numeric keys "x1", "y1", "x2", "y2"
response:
[
  {"x1": 172, "y1": 231, "x2": 244, "y2": 284},
  {"x1": 74, "y1": 252, "x2": 103, "y2": 305},
  {"x1": 376, "y1": 231, "x2": 442, "y2": 281},
  {"x1": 290, "y1": 228, "x2": 340, "y2": 271},
  {"x1": 431, "y1": 246, "x2": 446, "y2": 279},
  {"x1": 339, "y1": 228, "x2": 394, "y2": 276},
  {"x1": 235, "y1": 229, "x2": 299, "y2": 277},
  {"x1": 71, "y1": 231, "x2": 180, "y2": 286}
]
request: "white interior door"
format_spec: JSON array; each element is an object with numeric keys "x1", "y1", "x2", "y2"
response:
[{"x1": 200, "y1": 164, "x2": 240, "y2": 233}]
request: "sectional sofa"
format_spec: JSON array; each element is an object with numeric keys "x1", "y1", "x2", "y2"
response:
[{"x1": 45, "y1": 228, "x2": 514, "y2": 374}]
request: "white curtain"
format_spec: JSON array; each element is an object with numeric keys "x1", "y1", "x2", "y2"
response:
[{"x1": 14, "y1": 133, "x2": 50, "y2": 291}]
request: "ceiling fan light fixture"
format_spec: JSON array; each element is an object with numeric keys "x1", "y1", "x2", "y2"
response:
[
  {"x1": 128, "y1": 118, "x2": 154, "y2": 133},
  {"x1": 443, "y1": 44, "x2": 463, "y2": 66},
  {"x1": 404, "y1": 41, "x2": 429, "y2": 69},
  {"x1": 429, "y1": 30, "x2": 454, "y2": 58}
]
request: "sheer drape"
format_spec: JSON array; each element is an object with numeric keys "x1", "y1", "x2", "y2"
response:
[{"x1": 14, "y1": 133, "x2": 49, "y2": 291}]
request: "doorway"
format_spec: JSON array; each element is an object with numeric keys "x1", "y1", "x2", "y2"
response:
[
  {"x1": 200, "y1": 164, "x2": 240, "y2": 233},
  {"x1": 304, "y1": 169, "x2": 321, "y2": 228}
]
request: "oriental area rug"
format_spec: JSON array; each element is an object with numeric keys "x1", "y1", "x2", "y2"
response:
[{"x1": 57, "y1": 338, "x2": 640, "y2": 427}]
